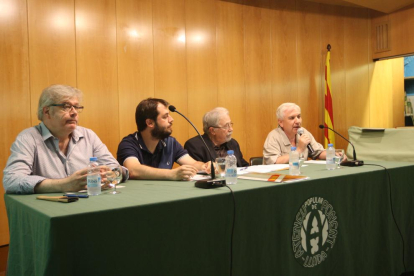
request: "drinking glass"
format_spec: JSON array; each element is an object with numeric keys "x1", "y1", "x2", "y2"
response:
[
  {"x1": 106, "y1": 164, "x2": 122, "y2": 194},
  {"x1": 215, "y1": 157, "x2": 226, "y2": 178},
  {"x1": 334, "y1": 149, "x2": 345, "y2": 169},
  {"x1": 299, "y1": 152, "x2": 306, "y2": 168}
]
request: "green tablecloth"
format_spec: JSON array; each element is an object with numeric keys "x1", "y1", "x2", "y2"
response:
[{"x1": 5, "y1": 161, "x2": 414, "y2": 276}]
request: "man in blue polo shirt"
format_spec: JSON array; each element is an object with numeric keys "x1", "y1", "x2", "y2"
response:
[{"x1": 117, "y1": 98, "x2": 210, "y2": 181}]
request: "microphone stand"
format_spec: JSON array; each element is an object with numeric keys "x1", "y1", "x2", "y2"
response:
[
  {"x1": 319, "y1": 124, "x2": 364, "y2": 166},
  {"x1": 169, "y1": 106, "x2": 226, "y2": 188}
]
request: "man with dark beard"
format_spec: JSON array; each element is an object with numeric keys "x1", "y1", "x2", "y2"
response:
[{"x1": 117, "y1": 98, "x2": 210, "y2": 181}]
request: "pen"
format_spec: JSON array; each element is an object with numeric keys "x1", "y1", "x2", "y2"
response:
[{"x1": 64, "y1": 194, "x2": 89, "y2": 198}]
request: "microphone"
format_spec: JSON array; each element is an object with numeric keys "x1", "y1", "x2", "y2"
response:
[
  {"x1": 297, "y1": 128, "x2": 315, "y2": 154},
  {"x1": 319, "y1": 124, "x2": 364, "y2": 166},
  {"x1": 168, "y1": 105, "x2": 226, "y2": 188}
]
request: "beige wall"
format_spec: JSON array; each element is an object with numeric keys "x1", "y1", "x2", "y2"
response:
[{"x1": 0, "y1": 0, "x2": 405, "y2": 246}]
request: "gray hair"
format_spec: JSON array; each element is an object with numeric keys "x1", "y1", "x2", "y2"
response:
[
  {"x1": 276, "y1": 103, "x2": 301, "y2": 120},
  {"x1": 37, "y1": 85, "x2": 83, "y2": 120},
  {"x1": 203, "y1": 107, "x2": 229, "y2": 133}
]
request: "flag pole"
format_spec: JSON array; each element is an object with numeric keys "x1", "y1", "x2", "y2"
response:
[{"x1": 324, "y1": 44, "x2": 335, "y2": 148}]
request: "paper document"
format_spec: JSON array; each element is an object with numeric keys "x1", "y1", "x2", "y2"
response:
[
  {"x1": 304, "y1": 160, "x2": 326, "y2": 164},
  {"x1": 240, "y1": 164, "x2": 289, "y2": 174},
  {"x1": 191, "y1": 174, "x2": 211, "y2": 181},
  {"x1": 238, "y1": 172, "x2": 309, "y2": 183}
]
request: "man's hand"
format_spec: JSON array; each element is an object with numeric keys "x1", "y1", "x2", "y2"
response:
[
  {"x1": 97, "y1": 165, "x2": 114, "y2": 190},
  {"x1": 297, "y1": 134, "x2": 311, "y2": 152},
  {"x1": 204, "y1": 161, "x2": 212, "y2": 174},
  {"x1": 62, "y1": 167, "x2": 90, "y2": 192},
  {"x1": 171, "y1": 165, "x2": 198, "y2": 181}
]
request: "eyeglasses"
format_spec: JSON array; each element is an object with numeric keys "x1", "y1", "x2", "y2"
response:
[
  {"x1": 212, "y1": 122, "x2": 233, "y2": 130},
  {"x1": 50, "y1": 103, "x2": 84, "y2": 113}
]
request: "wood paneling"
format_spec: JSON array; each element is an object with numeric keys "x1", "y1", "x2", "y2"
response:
[
  {"x1": 296, "y1": 1, "x2": 323, "y2": 139},
  {"x1": 244, "y1": 3, "x2": 272, "y2": 159},
  {"x1": 392, "y1": 58, "x2": 404, "y2": 127},
  {"x1": 0, "y1": 245, "x2": 8, "y2": 274},
  {"x1": 369, "y1": 58, "x2": 404, "y2": 128},
  {"x1": 153, "y1": 0, "x2": 188, "y2": 145},
  {"x1": 116, "y1": 0, "x2": 154, "y2": 139},
  {"x1": 369, "y1": 59, "x2": 393, "y2": 127},
  {"x1": 75, "y1": 0, "x2": 119, "y2": 156},
  {"x1": 372, "y1": 5, "x2": 414, "y2": 60},
  {"x1": 185, "y1": 0, "x2": 218, "y2": 136},
  {"x1": 0, "y1": 0, "x2": 30, "y2": 246},
  {"x1": 320, "y1": 4, "x2": 347, "y2": 150},
  {"x1": 216, "y1": 1, "x2": 246, "y2": 156},
  {"x1": 270, "y1": 0, "x2": 298, "y2": 130},
  {"x1": 28, "y1": 0, "x2": 77, "y2": 126},
  {"x1": 345, "y1": 7, "x2": 371, "y2": 128}
]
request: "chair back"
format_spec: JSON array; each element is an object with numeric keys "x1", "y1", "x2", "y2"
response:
[{"x1": 249, "y1": 157, "x2": 263, "y2": 166}]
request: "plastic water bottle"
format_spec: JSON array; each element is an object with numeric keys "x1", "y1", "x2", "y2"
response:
[
  {"x1": 225, "y1": 150, "x2": 237, "y2": 185},
  {"x1": 87, "y1": 157, "x2": 101, "y2": 196},
  {"x1": 289, "y1": 147, "x2": 300, "y2": 175},
  {"x1": 326, "y1": 143, "x2": 336, "y2": 170}
]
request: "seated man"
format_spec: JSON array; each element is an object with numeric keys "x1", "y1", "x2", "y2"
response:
[
  {"x1": 184, "y1": 107, "x2": 249, "y2": 167},
  {"x1": 117, "y1": 98, "x2": 209, "y2": 181},
  {"x1": 263, "y1": 103, "x2": 326, "y2": 164},
  {"x1": 3, "y1": 85, "x2": 126, "y2": 194}
]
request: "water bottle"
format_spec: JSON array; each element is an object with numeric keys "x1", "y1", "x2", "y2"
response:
[
  {"x1": 289, "y1": 147, "x2": 300, "y2": 175},
  {"x1": 225, "y1": 150, "x2": 237, "y2": 185},
  {"x1": 326, "y1": 143, "x2": 336, "y2": 170},
  {"x1": 87, "y1": 157, "x2": 101, "y2": 196}
]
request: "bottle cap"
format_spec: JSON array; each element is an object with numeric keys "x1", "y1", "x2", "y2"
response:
[
  {"x1": 291, "y1": 146, "x2": 296, "y2": 151},
  {"x1": 328, "y1": 144, "x2": 333, "y2": 147},
  {"x1": 227, "y1": 150, "x2": 234, "y2": 155},
  {"x1": 90, "y1": 157, "x2": 98, "y2": 161}
]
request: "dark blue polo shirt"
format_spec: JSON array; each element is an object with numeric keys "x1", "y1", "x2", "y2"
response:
[{"x1": 117, "y1": 132, "x2": 188, "y2": 169}]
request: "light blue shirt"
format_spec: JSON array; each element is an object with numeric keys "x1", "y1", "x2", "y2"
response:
[{"x1": 3, "y1": 122, "x2": 127, "y2": 194}]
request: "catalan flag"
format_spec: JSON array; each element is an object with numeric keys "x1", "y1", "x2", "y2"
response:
[{"x1": 324, "y1": 45, "x2": 335, "y2": 147}]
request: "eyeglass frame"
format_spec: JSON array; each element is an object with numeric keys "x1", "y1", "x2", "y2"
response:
[
  {"x1": 211, "y1": 122, "x2": 234, "y2": 130},
  {"x1": 49, "y1": 103, "x2": 84, "y2": 113}
]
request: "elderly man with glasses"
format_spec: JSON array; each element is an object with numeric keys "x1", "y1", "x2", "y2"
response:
[
  {"x1": 184, "y1": 107, "x2": 249, "y2": 167},
  {"x1": 3, "y1": 84, "x2": 127, "y2": 194}
]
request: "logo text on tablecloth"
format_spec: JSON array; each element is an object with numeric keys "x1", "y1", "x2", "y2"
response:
[{"x1": 292, "y1": 197, "x2": 338, "y2": 268}]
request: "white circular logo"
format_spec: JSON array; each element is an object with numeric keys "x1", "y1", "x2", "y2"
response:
[{"x1": 292, "y1": 197, "x2": 338, "y2": 268}]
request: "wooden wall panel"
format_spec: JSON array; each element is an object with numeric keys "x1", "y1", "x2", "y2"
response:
[
  {"x1": 320, "y1": 5, "x2": 347, "y2": 150},
  {"x1": 372, "y1": 5, "x2": 414, "y2": 60},
  {"x1": 244, "y1": 4, "x2": 272, "y2": 159},
  {"x1": 391, "y1": 58, "x2": 404, "y2": 127},
  {"x1": 185, "y1": 0, "x2": 218, "y2": 137},
  {"x1": 344, "y1": 8, "x2": 371, "y2": 128},
  {"x1": 75, "y1": 0, "x2": 119, "y2": 156},
  {"x1": 153, "y1": 0, "x2": 188, "y2": 145},
  {"x1": 116, "y1": 0, "x2": 154, "y2": 139},
  {"x1": 27, "y1": 0, "x2": 77, "y2": 126},
  {"x1": 296, "y1": 1, "x2": 323, "y2": 139},
  {"x1": 0, "y1": 0, "x2": 30, "y2": 246},
  {"x1": 369, "y1": 58, "x2": 405, "y2": 128},
  {"x1": 369, "y1": 59, "x2": 393, "y2": 127},
  {"x1": 216, "y1": 1, "x2": 246, "y2": 157},
  {"x1": 270, "y1": 0, "x2": 298, "y2": 131}
]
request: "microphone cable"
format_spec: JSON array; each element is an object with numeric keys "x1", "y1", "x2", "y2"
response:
[
  {"x1": 224, "y1": 184, "x2": 236, "y2": 276},
  {"x1": 364, "y1": 163, "x2": 407, "y2": 273}
]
